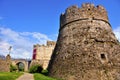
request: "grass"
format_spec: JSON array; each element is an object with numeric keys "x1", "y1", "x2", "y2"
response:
[
  {"x1": 34, "y1": 73, "x2": 57, "y2": 80},
  {"x1": 0, "y1": 72, "x2": 23, "y2": 80}
]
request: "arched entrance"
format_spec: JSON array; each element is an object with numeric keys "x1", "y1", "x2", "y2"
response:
[{"x1": 16, "y1": 62, "x2": 25, "y2": 71}]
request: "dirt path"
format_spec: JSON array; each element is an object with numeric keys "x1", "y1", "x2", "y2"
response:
[{"x1": 16, "y1": 73, "x2": 34, "y2": 80}]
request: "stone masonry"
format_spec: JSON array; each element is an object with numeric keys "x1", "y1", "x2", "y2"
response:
[
  {"x1": 31, "y1": 41, "x2": 56, "y2": 69},
  {"x1": 0, "y1": 54, "x2": 11, "y2": 72},
  {"x1": 0, "y1": 54, "x2": 29, "y2": 72},
  {"x1": 48, "y1": 3, "x2": 120, "y2": 80}
]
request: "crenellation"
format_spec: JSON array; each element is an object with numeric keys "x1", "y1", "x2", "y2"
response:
[
  {"x1": 47, "y1": 41, "x2": 56, "y2": 46},
  {"x1": 60, "y1": 3, "x2": 108, "y2": 29},
  {"x1": 97, "y1": 5, "x2": 106, "y2": 10},
  {"x1": 82, "y1": 3, "x2": 95, "y2": 8}
]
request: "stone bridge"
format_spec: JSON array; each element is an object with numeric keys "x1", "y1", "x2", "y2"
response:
[
  {"x1": 0, "y1": 54, "x2": 31, "y2": 72},
  {"x1": 11, "y1": 59, "x2": 30, "y2": 71}
]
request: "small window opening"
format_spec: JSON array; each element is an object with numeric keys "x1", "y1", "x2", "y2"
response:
[
  {"x1": 101, "y1": 54, "x2": 106, "y2": 59},
  {"x1": 88, "y1": 8, "x2": 90, "y2": 10}
]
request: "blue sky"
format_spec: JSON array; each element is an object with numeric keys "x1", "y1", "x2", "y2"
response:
[{"x1": 0, "y1": 0, "x2": 120, "y2": 59}]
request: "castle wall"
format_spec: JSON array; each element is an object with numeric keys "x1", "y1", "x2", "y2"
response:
[
  {"x1": 0, "y1": 59, "x2": 10, "y2": 72},
  {"x1": 0, "y1": 54, "x2": 11, "y2": 72},
  {"x1": 31, "y1": 41, "x2": 56, "y2": 69},
  {"x1": 49, "y1": 3, "x2": 120, "y2": 80}
]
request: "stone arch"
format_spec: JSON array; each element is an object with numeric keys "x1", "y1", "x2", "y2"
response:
[
  {"x1": 11, "y1": 60, "x2": 29, "y2": 71},
  {"x1": 16, "y1": 62, "x2": 25, "y2": 71}
]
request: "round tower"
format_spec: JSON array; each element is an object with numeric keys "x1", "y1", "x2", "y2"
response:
[{"x1": 49, "y1": 3, "x2": 120, "y2": 80}]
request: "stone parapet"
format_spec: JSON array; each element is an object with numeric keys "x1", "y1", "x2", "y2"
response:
[{"x1": 60, "y1": 3, "x2": 108, "y2": 29}]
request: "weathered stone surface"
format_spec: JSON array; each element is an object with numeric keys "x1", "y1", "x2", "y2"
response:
[
  {"x1": 31, "y1": 41, "x2": 56, "y2": 69},
  {"x1": 0, "y1": 54, "x2": 29, "y2": 72},
  {"x1": 0, "y1": 54, "x2": 11, "y2": 72},
  {"x1": 48, "y1": 3, "x2": 120, "y2": 80}
]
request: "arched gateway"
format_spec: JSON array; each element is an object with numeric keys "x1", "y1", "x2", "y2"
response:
[{"x1": 12, "y1": 59, "x2": 29, "y2": 71}]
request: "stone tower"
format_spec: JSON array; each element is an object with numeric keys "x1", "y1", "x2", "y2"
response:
[
  {"x1": 0, "y1": 54, "x2": 11, "y2": 72},
  {"x1": 48, "y1": 3, "x2": 120, "y2": 80},
  {"x1": 31, "y1": 41, "x2": 56, "y2": 69}
]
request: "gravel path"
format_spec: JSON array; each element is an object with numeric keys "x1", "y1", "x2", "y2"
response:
[{"x1": 16, "y1": 73, "x2": 34, "y2": 80}]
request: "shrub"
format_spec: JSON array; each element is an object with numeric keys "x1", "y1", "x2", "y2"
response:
[
  {"x1": 10, "y1": 64, "x2": 17, "y2": 72},
  {"x1": 41, "y1": 69, "x2": 48, "y2": 75},
  {"x1": 18, "y1": 66, "x2": 24, "y2": 71},
  {"x1": 29, "y1": 65, "x2": 43, "y2": 73}
]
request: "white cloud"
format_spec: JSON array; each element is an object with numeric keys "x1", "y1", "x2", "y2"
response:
[
  {"x1": 48, "y1": 34, "x2": 58, "y2": 41},
  {"x1": 0, "y1": 27, "x2": 56, "y2": 59},
  {"x1": 113, "y1": 26, "x2": 120, "y2": 42},
  {"x1": 20, "y1": 32, "x2": 51, "y2": 44},
  {"x1": 1, "y1": 26, "x2": 119, "y2": 59}
]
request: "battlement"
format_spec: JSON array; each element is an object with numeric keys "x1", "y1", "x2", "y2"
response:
[
  {"x1": 47, "y1": 41, "x2": 56, "y2": 46},
  {"x1": 33, "y1": 41, "x2": 56, "y2": 48},
  {"x1": 60, "y1": 3, "x2": 108, "y2": 28}
]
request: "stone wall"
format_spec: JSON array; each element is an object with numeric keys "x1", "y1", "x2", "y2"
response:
[
  {"x1": 31, "y1": 41, "x2": 56, "y2": 69},
  {"x1": 60, "y1": 3, "x2": 108, "y2": 29},
  {"x1": 48, "y1": 3, "x2": 120, "y2": 80},
  {"x1": 11, "y1": 59, "x2": 28, "y2": 71},
  {"x1": 0, "y1": 54, "x2": 11, "y2": 72}
]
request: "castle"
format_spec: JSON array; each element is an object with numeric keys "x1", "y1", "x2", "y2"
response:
[
  {"x1": 31, "y1": 41, "x2": 56, "y2": 69},
  {"x1": 0, "y1": 41, "x2": 56, "y2": 72},
  {"x1": 48, "y1": 3, "x2": 120, "y2": 80}
]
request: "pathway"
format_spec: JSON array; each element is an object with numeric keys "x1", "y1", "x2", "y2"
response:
[{"x1": 16, "y1": 73, "x2": 34, "y2": 80}]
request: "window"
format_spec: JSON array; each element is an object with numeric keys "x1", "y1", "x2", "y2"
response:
[
  {"x1": 101, "y1": 54, "x2": 106, "y2": 59},
  {"x1": 88, "y1": 8, "x2": 90, "y2": 10}
]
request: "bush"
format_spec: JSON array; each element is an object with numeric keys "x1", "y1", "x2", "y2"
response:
[
  {"x1": 29, "y1": 65, "x2": 43, "y2": 73},
  {"x1": 41, "y1": 69, "x2": 48, "y2": 75},
  {"x1": 18, "y1": 67, "x2": 24, "y2": 71},
  {"x1": 10, "y1": 64, "x2": 17, "y2": 72}
]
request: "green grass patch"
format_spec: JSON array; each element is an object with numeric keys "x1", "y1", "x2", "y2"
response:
[
  {"x1": 34, "y1": 73, "x2": 57, "y2": 80},
  {"x1": 0, "y1": 72, "x2": 23, "y2": 80}
]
